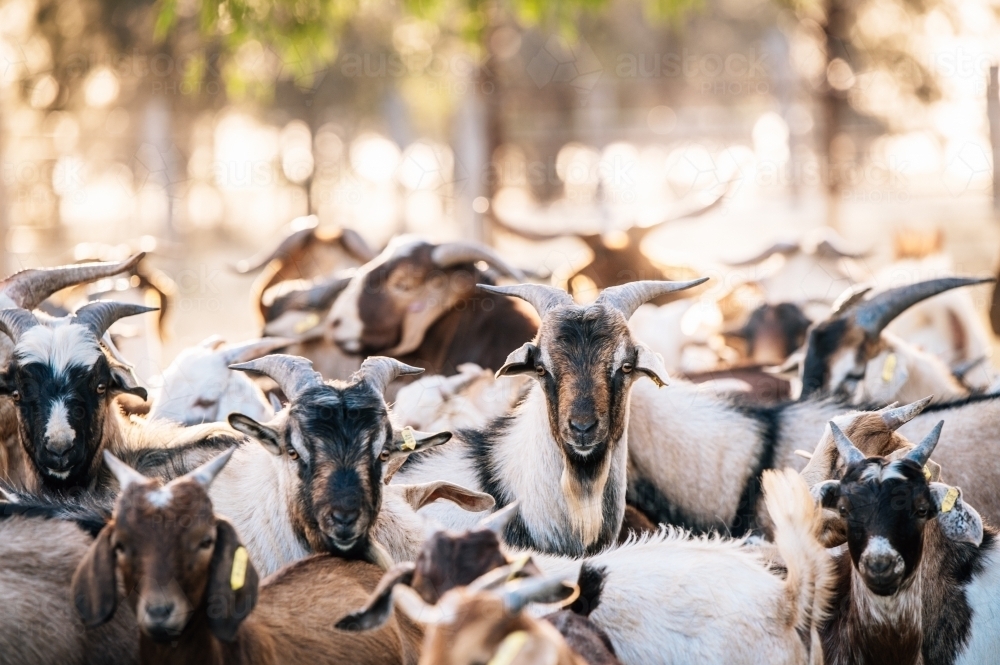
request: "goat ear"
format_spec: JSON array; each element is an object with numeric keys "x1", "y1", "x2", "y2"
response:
[
  {"x1": 205, "y1": 518, "x2": 259, "y2": 642},
  {"x1": 228, "y1": 413, "x2": 281, "y2": 456},
  {"x1": 71, "y1": 524, "x2": 119, "y2": 628},
  {"x1": 635, "y1": 343, "x2": 669, "y2": 387},
  {"x1": 495, "y1": 342, "x2": 537, "y2": 378},
  {"x1": 109, "y1": 362, "x2": 148, "y2": 401},
  {"x1": 401, "y1": 480, "x2": 496, "y2": 513},
  {"x1": 335, "y1": 562, "x2": 416, "y2": 632},
  {"x1": 811, "y1": 480, "x2": 841, "y2": 509},
  {"x1": 930, "y1": 484, "x2": 984, "y2": 546},
  {"x1": 384, "y1": 428, "x2": 452, "y2": 458}
]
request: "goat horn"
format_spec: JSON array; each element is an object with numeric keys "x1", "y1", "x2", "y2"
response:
[
  {"x1": 727, "y1": 241, "x2": 799, "y2": 267},
  {"x1": 880, "y1": 396, "x2": 933, "y2": 431},
  {"x1": 353, "y1": 357, "x2": 423, "y2": 396},
  {"x1": 478, "y1": 283, "x2": 574, "y2": 319},
  {"x1": 102, "y1": 450, "x2": 148, "y2": 491},
  {"x1": 829, "y1": 422, "x2": 866, "y2": 467},
  {"x1": 172, "y1": 447, "x2": 236, "y2": 490},
  {"x1": 431, "y1": 242, "x2": 526, "y2": 280},
  {"x1": 851, "y1": 277, "x2": 994, "y2": 337},
  {"x1": 0, "y1": 308, "x2": 40, "y2": 343},
  {"x1": 0, "y1": 253, "x2": 144, "y2": 310},
  {"x1": 501, "y1": 576, "x2": 577, "y2": 615},
  {"x1": 904, "y1": 420, "x2": 944, "y2": 468},
  {"x1": 220, "y1": 337, "x2": 296, "y2": 366},
  {"x1": 229, "y1": 353, "x2": 324, "y2": 402},
  {"x1": 468, "y1": 564, "x2": 519, "y2": 593},
  {"x1": 478, "y1": 501, "x2": 520, "y2": 535},
  {"x1": 595, "y1": 278, "x2": 710, "y2": 320},
  {"x1": 814, "y1": 238, "x2": 869, "y2": 260},
  {"x1": 232, "y1": 218, "x2": 318, "y2": 274},
  {"x1": 263, "y1": 272, "x2": 354, "y2": 322},
  {"x1": 73, "y1": 301, "x2": 158, "y2": 338},
  {"x1": 830, "y1": 285, "x2": 873, "y2": 317},
  {"x1": 392, "y1": 585, "x2": 451, "y2": 626}
]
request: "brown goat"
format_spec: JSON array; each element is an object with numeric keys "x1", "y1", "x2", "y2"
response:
[
  {"x1": 392, "y1": 566, "x2": 585, "y2": 665},
  {"x1": 73, "y1": 450, "x2": 422, "y2": 665}
]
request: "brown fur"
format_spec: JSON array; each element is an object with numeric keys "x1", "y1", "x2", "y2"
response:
[{"x1": 73, "y1": 473, "x2": 420, "y2": 665}]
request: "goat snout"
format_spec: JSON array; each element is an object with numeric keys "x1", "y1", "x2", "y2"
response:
[
  {"x1": 569, "y1": 416, "x2": 597, "y2": 434},
  {"x1": 321, "y1": 507, "x2": 363, "y2": 549},
  {"x1": 138, "y1": 594, "x2": 190, "y2": 640},
  {"x1": 860, "y1": 537, "x2": 906, "y2": 594}
]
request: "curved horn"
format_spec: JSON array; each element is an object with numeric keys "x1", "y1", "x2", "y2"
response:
[
  {"x1": 727, "y1": 241, "x2": 799, "y2": 267},
  {"x1": 353, "y1": 357, "x2": 423, "y2": 395},
  {"x1": 851, "y1": 277, "x2": 994, "y2": 337},
  {"x1": 0, "y1": 309, "x2": 40, "y2": 343},
  {"x1": 102, "y1": 450, "x2": 148, "y2": 491},
  {"x1": 0, "y1": 253, "x2": 144, "y2": 310},
  {"x1": 263, "y1": 272, "x2": 354, "y2": 322},
  {"x1": 477, "y1": 501, "x2": 520, "y2": 535},
  {"x1": 220, "y1": 337, "x2": 296, "y2": 366},
  {"x1": 478, "y1": 283, "x2": 574, "y2": 319},
  {"x1": 880, "y1": 396, "x2": 933, "y2": 431},
  {"x1": 233, "y1": 218, "x2": 318, "y2": 274},
  {"x1": 595, "y1": 278, "x2": 710, "y2": 319},
  {"x1": 230, "y1": 354, "x2": 325, "y2": 402},
  {"x1": 829, "y1": 421, "x2": 866, "y2": 467},
  {"x1": 171, "y1": 447, "x2": 235, "y2": 490},
  {"x1": 73, "y1": 301, "x2": 158, "y2": 338},
  {"x1": 905, "y1": 420, "x2": 944, "y2": 468},
  {"x1": 339, "y1": 227, "x2": 377, "y2": 262},
  {"x1": 431, "y1": 242, "x2": 526, "y2": 280},
  {"x1": 830, "y1": 285, "x2": 873, "y2": 317},
  {"x1": 501, "y1": 576, "x2": 577, "y2": 614}
]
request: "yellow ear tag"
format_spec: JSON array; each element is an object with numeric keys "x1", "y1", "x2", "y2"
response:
[
  {"x1": 230, "y1": 546, "x2": 248, "y2": 591},
  {"x1": 940, "y1": 487, "x2": 960, "y2": 514},
  {"x1": 488, "y1": 630, "x2": 529, "y2": 665},
  {"x1": 881, "y1": 353, "x2": 897, "y2": 383},
  {"x1": 400, "y1": 426, "x2": 417, "y2": 452},
  {"x1": 507, "y1": 554, "x2": 531, "y2": 581},
  {"x1": 923, "y1": 466, "x2": 932, "y2": 481},
  {"x1": 293, "y1": 312, "x2": 321, "y2": 334}
]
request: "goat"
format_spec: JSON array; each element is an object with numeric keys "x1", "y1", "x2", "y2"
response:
[
  {"x1": 797, "y1": 277, "x2": 990, "y2": 403},
  {"x1": 327, "y1": 236, "x2": 537, "y2": 382},
  {"x1": 725, "y1": 302, "x2": 813, "y2": 366},
  {"x1": 344, "y1": 469, "x2": 833, "y2": 665},
  {"x1": 392, "y1": 279, "x2": 706, "y2": 556},
  {"x1": 0, "y1": 255, "x2": 149, "y2": 486},
  {"x1": 392, "y1": 567, "x2": 591, "y2": 665},
  {"x1": 489, "y1": 190, "x2": 723, "y2": 305},
  {"x1": 233, "y1": 215, "x2": 376, "y2": 322},
  {"x1": 0, "y1": 493, "x2": 137, "y2": 665},
  {"x1": 148, "y1": 336, "x2": 293, "y2": 426},
  {"x1": 0, "y1": 300, "x2": 248, "y2": 494},
  {"x1": 811, "y1": 422, "x2": 987, "y2": 665},
  {"x1": 801, "y1": 407, "x2": 1000, "y2": 665},
  {"x1": 73, "y1": 450, "x2": 423, "y2": 665}
]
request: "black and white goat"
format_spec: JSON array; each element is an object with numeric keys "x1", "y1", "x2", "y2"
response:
[
  {"x1": 393, "y1": 279, "x2": 706, "y2": 556},
  {"x1": 812, "y1": 422, "x2": 989, "y2": 665},
  {"x1": 0, "y1": 300, "x2": 231, "y2": 492},
  {"x1": 796, "y1": 277, "x2": 990, "y2": 404}
]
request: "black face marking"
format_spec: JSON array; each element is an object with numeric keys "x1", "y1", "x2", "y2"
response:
[
  {"x1": 800, "y1": 318, "x2": 850, "y2": 399},
  {"x1": 6, "y1": 355, "x2": 115, "y2": 490},
  {"x1": 286, "y1": 383, "x2": 391, "y2": 557}
]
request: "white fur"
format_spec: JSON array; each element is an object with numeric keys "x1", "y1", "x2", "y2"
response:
[
  {"x1": 44, "y1": 400, "x2": 75, "y2": 449},
  {"x1": 16, "y1": 324, "x2": 102, "y2": 375},
  {"x1": 857, "y1": 335, "x2": 967, "y2": 406},
  {"x1": 955, "y1": 541, "x2": 1000, "y2": 665},
  {"x1": 146, "y1": 486, "x2": 173, "y2": 508},
  {"x1": 861, "y1": 536, "x2": 905, "y2": 578}
]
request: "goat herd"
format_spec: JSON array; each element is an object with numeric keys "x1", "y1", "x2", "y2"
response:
[{"x1": 3, "y1": 223, "x2": 1000, "y2": 665}]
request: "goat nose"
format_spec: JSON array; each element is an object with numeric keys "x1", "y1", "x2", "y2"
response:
[
  {"x1": 145, "y1": 603, "x2": 174, "y2": 622},
  {"x1": 866, "y1": 556, "x2": 895, "y2": 576},
  {"x1": 569, "y1": 416, "x2": 597, "y2": 434},
  {"x1": 46, "y1": 439, "x2": 73, "y2": 456},
  {"x1": 332, "y1": 509, "x2": 359, "y2": 528}
]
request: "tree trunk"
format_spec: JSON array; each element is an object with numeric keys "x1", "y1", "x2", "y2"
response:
[{"x1": 821, "y1": 0, "x2": 850, "y2": 229}]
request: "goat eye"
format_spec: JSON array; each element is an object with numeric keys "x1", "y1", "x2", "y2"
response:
[
  {"x1": 621, "y1": 362, "x2": 634, "y2": 374},
  {"x1": 379, "y1": 450, "x2": 391, "y2": 462},
  {"x1": 96, "y1": 384, "x2": 107, "y2": 395},
  {"x1": 838, "y1": 505, "x2": 848, "y2": 517},
  {"x1": 11, "y1": 390, "x2": 19, "y2": 402},
  {"x1": 199, "y1": 536, "x2": 214, "y2": 550},
  {"x1": 286, "y1": 447, "x2": 299, "y2": 460},
  {"x1": 535, "y1": 365, "x2": 546, "y2": 377}
]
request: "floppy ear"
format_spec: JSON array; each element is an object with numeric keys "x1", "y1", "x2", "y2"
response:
[
  {"x1": 382, "y1": 429, "x2": 452, "y2": 459},
  {"x1": 811, "y1": 480, "x2": 841, "y2": 509},
  {"x1": 228, "y1": 413, "x2": 282, "y2": 456},
  {"x1": 401, "y1": 481, "x2": 496, "y2": 513},
  {"x1": 635, "y1": 343, "x2": 669, "y2": 387},
  {"x1": 495, "y1": 343, "x2": 537, "y2": 378},
  {"x1": 931, "y1": 484, "x2": 984, "y2": 546},
  {"x1": 109, "y1": 362, "x2": 148, "y2": 401},
  {"x1": 71, "y1": 524, "x2": 119, "y2": 628},
  {"x1": 205, "y1": 519, "x2": 259, "y2": 642},
  {"x1": 335, "y1": 562, "x2": 416, "y2": 632}
]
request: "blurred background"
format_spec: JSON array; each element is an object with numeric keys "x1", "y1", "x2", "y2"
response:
[{"x1": 2, "y1": 0, "x2": 1000, "y2": 373}]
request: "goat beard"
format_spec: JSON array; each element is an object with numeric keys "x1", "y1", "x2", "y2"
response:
[{"x1": 560, "y1": 456, "x2": 612, "y2": 548}]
